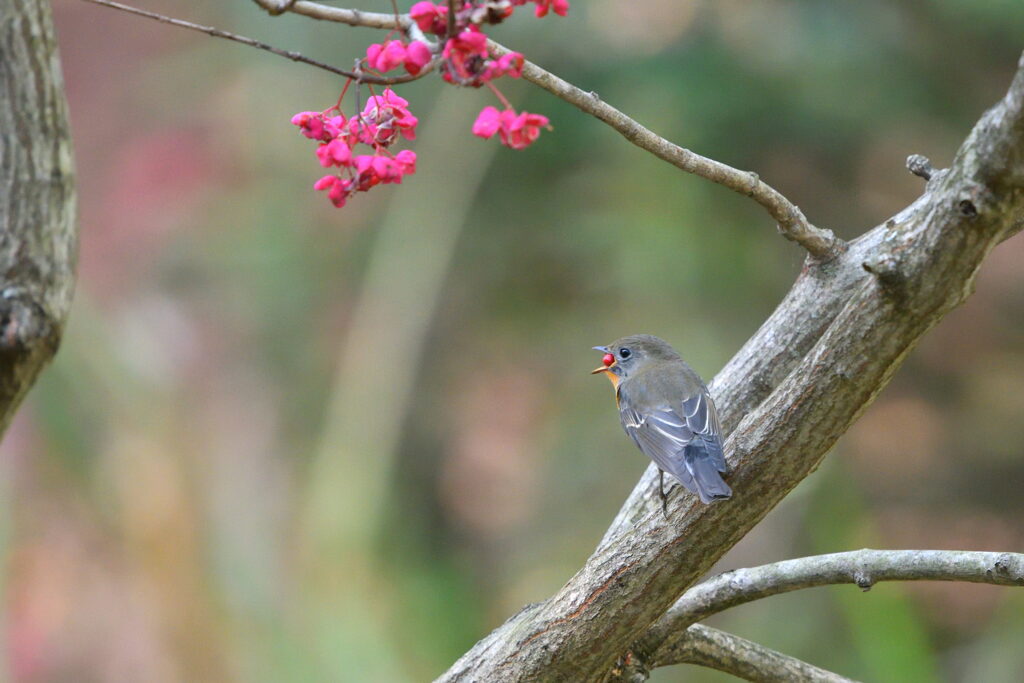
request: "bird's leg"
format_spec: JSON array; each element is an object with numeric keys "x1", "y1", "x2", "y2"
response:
[{"x1": 659, "y1": 469, "x2": 668, "y2": 517}]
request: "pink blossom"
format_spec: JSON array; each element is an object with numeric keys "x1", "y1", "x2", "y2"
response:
[
  {"x1": 323, "y1": 115, "x2": 346, "y2": 138},
  {"x1": 315, "y1": 138, "x2": 353, "y2": 167},
  {"x1": 473, "y1": 106, "x2": 549, "y2": 149},
  {"x1": 293, "y1": 111, "x2": 348, "y2": 142},
  {"x1": 366, "y1": 40, "x2": 408, "y2": 73},
  {"x1": 361, "y1": 89, "x2": 419, "y2": 144},
  {"x1": 373, "y1": 156, "x2": 406, "y2": 184},
  {"x1": 353, "y1": 155, "x2": 394, "y2": 189},
  {"x1": 533, "y1": 0, "x2": 569, "y2": 17},
  {"x1": 404, "y1": 40, "x2": 432, "y2": 75},
  {"x1": 472, "y1": 106, "x2": 504, "y2": 138},
  {"x1": 444, "y1": 29, "x2": 488, "y2": 59},
  {"x1": 441, "y1": 29, "x2": 527, "y2": 86},
  {"x1": 313, "y1": 175, "x2": 352, "y2": 207},
  {"x1": 442, "y1": 28, "x2": 491, "y2": 84},
  {"x1": 394, "y1": 149, "x2": 417, "y2": 174},
  {"x1": 482, "y1": 52, "x2": 524, "y2": 80},
  {"x1": 502, "y1": 111, "x2": 549, "y2": 149},
  {"x1": 292, "y1": 111, "x2": 327, "y2": 141},
  {"x1": 410, "y1": 1, "x2": 448, "y2": 35},
  {"x1": 294, "y1": 89, "x2": 420, "y2": 208}
]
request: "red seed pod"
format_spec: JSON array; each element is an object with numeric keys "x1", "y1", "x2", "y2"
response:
[{"x1": 602, "y1": 353, "x2": 615, "y2": 367}]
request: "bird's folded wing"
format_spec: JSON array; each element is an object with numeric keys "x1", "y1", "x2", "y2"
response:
[
  {"x1": 680, "y1": 390, "x2": 727, "y2": 472},
  {"x1": 621, "y1": 389, "x2": 727, "y2": 477},
  {"x1": 620, "y1": 404, "x2": 697, "y2": 488}
]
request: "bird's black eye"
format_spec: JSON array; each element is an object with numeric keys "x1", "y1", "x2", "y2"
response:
[{"x1": 619, "y1": 347, "x2": 632, "y2": 360}]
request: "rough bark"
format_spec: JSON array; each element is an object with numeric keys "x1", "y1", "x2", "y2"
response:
[
  {"x1": 437, "y1": 53, "x2": 1024, "y2": 682},
  {"x1": 0, "y1": 0, "x2": 77, "y2": 433}
]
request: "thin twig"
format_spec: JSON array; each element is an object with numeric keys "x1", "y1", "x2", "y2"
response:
[
  {"x1": 446, "y1": 0, "x2": 457, "y2": 40},
  {"x1": 81, "y1": 0, "x2": 434, "y2": 86},
  {"x1": 634, "y1": 549, "x2": 1024, "y2": 665},
  {"x1": 247, "y1": 0, "x2": 844, "y2": 259}
]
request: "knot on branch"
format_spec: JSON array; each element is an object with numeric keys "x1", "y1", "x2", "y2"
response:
[
  {"x1": 862, "y1": 251, "x2": 905, "y2": 288},
  {"x1": 907, "y1": 154, "x2": 935, "y2": 180},
  {"x1": 260, "y1": 0, "x2": 297, "y2": 15},
  {"x1": 862, "y1": 226, "x2": 908, "y2": 290},
  {"x1": 993, "y1": 553, "x2": 1024, "y2": 585},
  {"x1": 956, "y1": 183, "x2": 996, "y2": 222},
  {"x1": 0, "y1": 288, "x2": 59, "y2": 356},
  {"x1": 746, "y1": 172, "x2": 760, "y2": 197},
  {"x1": 853, "y1": 569, "x2": 874, "y2": 592}
]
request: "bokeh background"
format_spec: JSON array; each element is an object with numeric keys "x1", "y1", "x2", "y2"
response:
[{"x1": 6, "y1": 0, "x2": 1023, "y2": 680}]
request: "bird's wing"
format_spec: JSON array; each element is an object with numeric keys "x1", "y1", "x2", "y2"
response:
[
  {"x1": 619, "y1": 403, "x2": 698, "y2": 489},
  {"x1": 620, "y1": 388, "x2": 727, "y2": 480},
  {"x1": 680, "y1": 389, "x2": 727, "y2": 473}
]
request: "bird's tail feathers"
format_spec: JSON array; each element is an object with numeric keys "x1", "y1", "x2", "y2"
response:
[{"x1": 686, "y1": 451, "x2": 732, "y2": 504}]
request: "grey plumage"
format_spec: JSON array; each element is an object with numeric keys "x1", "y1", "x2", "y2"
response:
[{"x1": 594, "y1": 334, "x2": 732, "y2": 505}]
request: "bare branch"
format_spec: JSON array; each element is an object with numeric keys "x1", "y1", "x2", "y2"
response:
[
  {"x1": 253, "y1": 0, "x2": 402, "y2": 29},
  {"x1": 614, "y1": 624, "x2": 857, "y2": 683},
  {"x1": 633, "y1": 549, "x2": 1024, "y2": 668},
  {"x1": 82, "y1": 0, "x2": 434, "y2": 86}
]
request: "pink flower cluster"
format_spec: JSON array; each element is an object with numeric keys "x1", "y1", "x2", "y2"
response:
[
  {"x1": 472, "y1": 106, "x2": 550, "y2": 149},
  {"x1": 291, "y1": 1, "x2": 567, "y2": 209},
  {"x1": 525, "y1": 0, "x2": 569, "y2": 18},
  {"x1": 365, "y1": 39, "x2": 432, "y2": 75},
  {"x1": 410, "y1": 0, "x2": 568, "y2": 32},
  {"x1": 409, "y1": 1, "x2": 449, "y2": 35},
  {"x1": 292, "y1": 89, "x2": 418, "y2": 208},
  {"x1": 440, "y1": 28, "x2": 524, "y2": 86}
]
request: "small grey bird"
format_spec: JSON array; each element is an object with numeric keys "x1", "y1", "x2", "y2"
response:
[{"x1": 591, "y1": 334, "x2": 732, "y2": 509}]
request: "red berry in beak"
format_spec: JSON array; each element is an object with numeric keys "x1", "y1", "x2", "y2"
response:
[{"x1": 602, "y1": 353, "x2": 615, "y2": 367}]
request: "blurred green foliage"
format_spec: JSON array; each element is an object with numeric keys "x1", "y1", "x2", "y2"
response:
[{"x1": 3, "y1": 1, "x2": 1022, "y2": 680}]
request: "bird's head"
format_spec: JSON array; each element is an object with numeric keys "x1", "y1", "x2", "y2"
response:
[{"x1": 591, "y1": 334, "x2": 680, "y2": 381}]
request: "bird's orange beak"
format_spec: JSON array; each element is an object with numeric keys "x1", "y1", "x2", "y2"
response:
[{"x1": 592, "y1": 360, "x2": 620, "y2": 390}]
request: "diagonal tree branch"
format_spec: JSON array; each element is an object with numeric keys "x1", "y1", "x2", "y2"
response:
[
  {"x1": 437, "y1": 52, "x2": 1024, "y2": 682},
  {"x1": 616, "y1": 550, "x2": 1024, "y2": 681},
  {"x1": 248, "y1": 0, "x2": 841, "y2": 258}
]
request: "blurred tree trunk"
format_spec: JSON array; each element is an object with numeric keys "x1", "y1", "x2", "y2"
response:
[{"x1": 0, "y1": 0, "x2": 77, "y2": 435}]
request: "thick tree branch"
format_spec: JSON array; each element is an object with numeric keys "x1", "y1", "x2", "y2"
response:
[
  {"x1": 249, "y1": 0, "x2": 840, "y2": 258},
  {"x1": 438, "y1": 53, "x2": 1024, "y2": 682},
  {"x1": 0, "y1": 0, "x2": 78, "y2": 435},
  {"x1": 628, "y1": 549, "x2": 1024, "y2": 678},
  {"x1": 614, "y1": 624, "x2": 857, "y2": 683}
]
